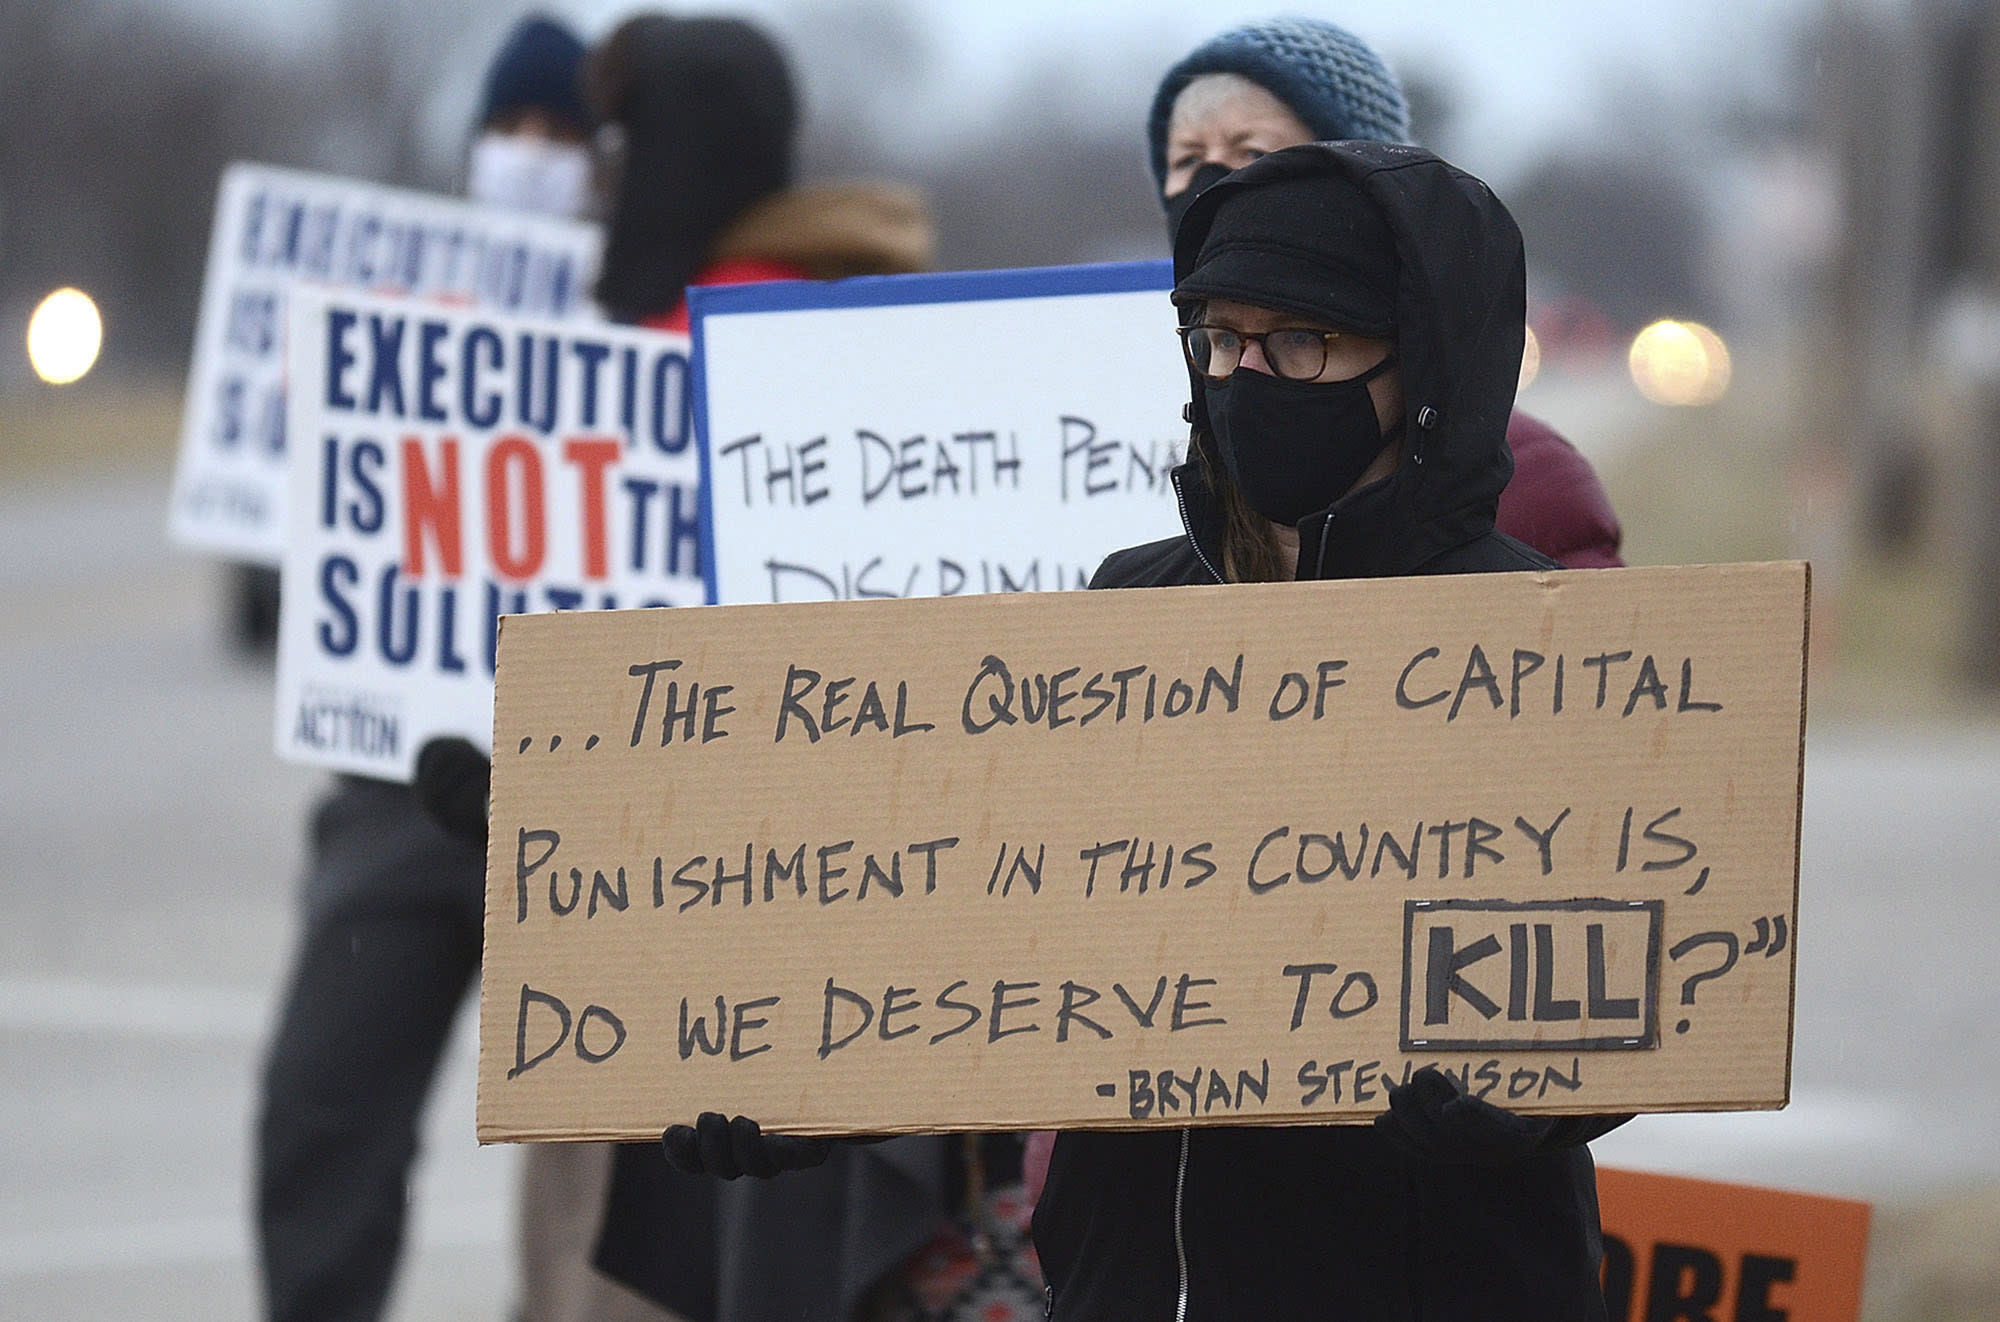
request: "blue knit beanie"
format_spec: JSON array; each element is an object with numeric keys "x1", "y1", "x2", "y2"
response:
[
  {"x1": 1147, "y1": 17, "x2": 1409, "y2": 190},
  {"x1": 479, "y1": 14, "x2": 593, "y2": 136}
]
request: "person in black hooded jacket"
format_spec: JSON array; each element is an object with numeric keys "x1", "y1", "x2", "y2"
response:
[
  {"x1": 661, "y1": 139, "x2": 1626, "y2": 1316},
  {"x1": 1026, "y1": 141, "x2": 1624, "y2": 1321},
  {"x1": 624, "y1": 137, "x2": 1629, "y2": 1316}
]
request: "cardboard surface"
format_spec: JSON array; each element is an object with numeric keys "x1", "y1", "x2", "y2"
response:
[
  {"x1": 274, "y1": 289, "x2": 699, "y2": 779},
  {"x1": 170, "y1": 163, "x2": 601, "y2": 564},
  {"x1": 690, "y1": 261, "x2": 1185, "y2": 605},
  {"x1": 1597, "y1": 1167, "x2": 1870, "y2": 1322},
  {"x1": 478, "y1": 562, "x2": 1808, "y2": 1141}
]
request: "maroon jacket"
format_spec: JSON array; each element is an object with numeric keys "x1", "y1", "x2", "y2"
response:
[{"x1": 1497, "y1": 412, "x2": 1623, "y2": 568}]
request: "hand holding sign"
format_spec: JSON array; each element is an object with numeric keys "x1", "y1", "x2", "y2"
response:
[
  {"x1": 415, "y1": 737, "x2": 492, "y2": 848},
  {"x1": 661, "y1": 1113, "x2": 832, "y2": 1180},
  {"x1": 1374, "y1": 1066, "x2": 1568, "y2": 1165}
]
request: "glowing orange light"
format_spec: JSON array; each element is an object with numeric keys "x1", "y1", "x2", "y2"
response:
[
  {"x1": 1628, "y1": 319, "x2": 1731, "y2": 406},
  {"x1": 27, "y1": 288, "x2": 103, "y2": 385}
]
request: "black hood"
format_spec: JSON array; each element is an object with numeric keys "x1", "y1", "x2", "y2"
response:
[
  {"x1": 588, "y1": 15, "x2": 798, "y2": 322},
  {"x1": 1171, "y1": 141, "x2": 1526, "y2": 579}
]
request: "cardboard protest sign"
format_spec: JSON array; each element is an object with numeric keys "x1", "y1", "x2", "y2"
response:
[
  {"x1": 690, "y1": 261, "x2": 1184, "y2": 605},
  {"x1": 1597, "y1": 1167, "x2": 1870, "y2": 1322},
  {"x1": 477, "y1": 561, "x2": 1808, "y2": 1141},
  {"x1": 170, "y1": 162, "x2": 602, "y2": 564},
  {"x1": 275, "y1": 289, "x2": 700, "y2": 779}
]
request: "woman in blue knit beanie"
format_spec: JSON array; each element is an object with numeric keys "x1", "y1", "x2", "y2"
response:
[
  {"x1": 1148, "y1": 16, "x2": 1409, "y2": 204},
  {"x1": 1148, "y1": 15, "x2": 1626, "y2": 572}
]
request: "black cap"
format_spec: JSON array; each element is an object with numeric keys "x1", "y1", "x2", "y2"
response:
[
  {"x1": 1173, "y1": 169, "x2": 1398, "y2": 337},
  {"x1": 479, "y1": 16, "x2": 592, "y2": 138}
]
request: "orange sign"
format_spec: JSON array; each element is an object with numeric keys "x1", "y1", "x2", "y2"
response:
[{"x1": 1597, "y1": 1167, "x2": 1871, "y2": 1322}]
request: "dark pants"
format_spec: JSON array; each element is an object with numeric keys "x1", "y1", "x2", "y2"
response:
[{"x1": 256, "y1": 780, "x2": 484, "y2": 1322}]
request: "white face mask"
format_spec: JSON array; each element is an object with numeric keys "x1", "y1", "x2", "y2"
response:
[{"x1": 466, "y1": 132, "x2": 593, "y2": 219}]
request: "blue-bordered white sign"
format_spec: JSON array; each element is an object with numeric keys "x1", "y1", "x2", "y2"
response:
[{"x1": 690, "y1": 260, "x2": 1187, "y2": 605}]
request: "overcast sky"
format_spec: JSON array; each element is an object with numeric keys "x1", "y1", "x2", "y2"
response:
[
  {"x1": 593, "y1": 0, "x2": 1825, "y2": 174},
  {"x1": 197, "y1": 0, "x2": 1833, "y2": 184}
]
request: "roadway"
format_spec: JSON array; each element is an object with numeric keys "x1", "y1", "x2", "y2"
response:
[{"x1": 2, "y1": 462, "x2": 1995, "y2": 1319}]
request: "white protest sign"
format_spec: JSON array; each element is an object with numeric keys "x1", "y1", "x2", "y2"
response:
[
  {"x1": 690, "y1": 261, "x2": 1186, "y2": 604},
  {"x1": 276, "y1": 289, "x2": 700, "y2": 779},
  {"x1": 171, "y1": 162, "x2": 603, "y2": 564}
]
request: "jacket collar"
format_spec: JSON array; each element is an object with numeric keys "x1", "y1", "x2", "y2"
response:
[{"x1": 1173, "y1": 452, "x2": 1495, "y2": 583}]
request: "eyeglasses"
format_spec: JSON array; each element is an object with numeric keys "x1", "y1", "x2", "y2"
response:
[{"x1": 1178, "y1": 324, "x2": 1350, "y2": 382}]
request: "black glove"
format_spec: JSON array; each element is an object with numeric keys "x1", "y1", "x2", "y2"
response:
[
  {"x1": 1373, "y1": 1065, "x2": 1557, "y2": 1166},
  {"x1": 661, "y1": 1112, "x2": 832, "y2": 1179},
  {"x1": 414, "y1": 736, "x2": 491, "y2": 849}
]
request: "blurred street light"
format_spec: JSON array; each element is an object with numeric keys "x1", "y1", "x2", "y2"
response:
[
  {"x1": 27, "y1": 287, "x2": 103, "y2": 385},
  {"x1": 1628, "y1": 318, "x2": 1730, "y2": 406}
]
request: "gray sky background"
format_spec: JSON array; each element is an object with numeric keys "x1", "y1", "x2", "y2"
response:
[
  {"x1": 864, "y1": 0, "x2": 1818, "y2": 170},
  {"x1": 192, "y1": 0, "x2": 1831, "y2": 185}
]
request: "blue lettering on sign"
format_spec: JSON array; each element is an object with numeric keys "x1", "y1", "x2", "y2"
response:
[
  {"x1": 318, "y1": 555, "x2": 360, "y2": 656},
  {"x1": 350, "y1": 214, "x2": 383, "y2": 285},
  {"x1": 314, "y1": 564, "x2": 684, "y2": 677},
  {"x1": 292, "y1": 689, "x2": 401, "y2": 760},
  {"x1": 518, "y1": 333, "x2": 559, "y2": 434},
  {"x1": 462, "y1": 327, "x2": 504, "y2": 428},
  {"x1": 572, "y1": 339, "x2": 611, "y2": 428},
  {"x1": 418, "y1": 319, "x2": 451, "y2": 423},
  {"x1": 377, "y1": 566, "x2": 420, "y2": 666},
  {"x1": 239, "y1": 189, "x2": 269, "y2": 264},
  {"x1": 326, "y1": 310, "x2": 359, "y2": 410},
  {"x1": 366, "y1": 315, "x2": 407, "y2": 416},
  {"x1": 651, "y1": 350, "x2": 690, "y2": 453},
  {"x1": 215, "y1": 376, "x2": 245, "y2": 449},
  {"x1": 347, "y1": 439, "x2": 386, "y2": 533},
  {"x1": 311, "y1": 317, "x2": 700, "y2": 506}
]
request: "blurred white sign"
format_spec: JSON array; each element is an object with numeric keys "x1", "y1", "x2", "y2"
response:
[
  {"x1": 691, "y1": 261, "x2": 1188, "y2": 604},
  {"x1": 170, "y1": 162, "x2": 603, "y2": 564},
  {"x1": 275, "y1": 289, "x2": 698, "y2": 779}
]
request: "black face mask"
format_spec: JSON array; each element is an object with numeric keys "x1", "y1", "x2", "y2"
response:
[
  {"x1": 1203, "y1": 356, "x2": 1400, "y2": 525},
  {"x1": 1163, "y1": 161, "x2": 1232, "y2": 246}
]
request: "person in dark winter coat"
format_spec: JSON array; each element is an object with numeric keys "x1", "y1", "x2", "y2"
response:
[
  {"x1": 1035, "y1": 141, "x2": 1624, "y2": 1321},
  {"x1": 580, "y1": 17, "x2": 996, "y2": 1322},
  {"x1": 1149, "y1": 16, "x2": 1624, "y2": 571},
  {"x1": 419, "y1": 16, "x2": 1037, "y2": 1322},
  {"x1": 252, "y1": 19, "x2": 597, "y2": 1322}
]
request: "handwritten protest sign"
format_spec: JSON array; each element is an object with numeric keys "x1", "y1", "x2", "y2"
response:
[
  {"x1": 1597, "y1": 1168, "x2": 1870, "y2": 1322},
  {"x1": 477, "y1": 561, "x2": 1808, "y2": 1140},
  {"x1": 274, "y1": 289, "x2": 699, "y2": 779},
  {"x1": 170, "y1": 162, "x2": 602, "y2": 564},
  {"x1": 690, "y1": 261, "x2": 1184, "y2": 604}
]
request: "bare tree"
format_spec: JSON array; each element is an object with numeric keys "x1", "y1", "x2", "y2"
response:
[{"x1": 0, "y1": 0, "x2": 499, "y2": 376}]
